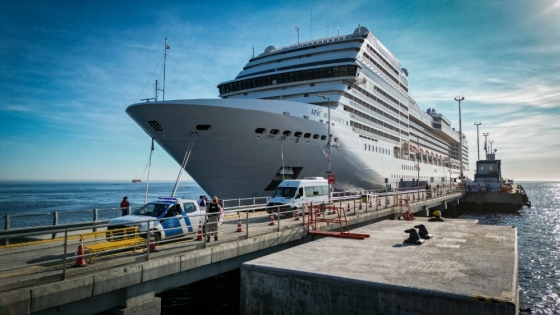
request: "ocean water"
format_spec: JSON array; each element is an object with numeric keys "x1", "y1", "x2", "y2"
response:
[
  {"x1": 0, "y1": 181, "x2": 206, "y2": 228},
  {"x1": 0, "y1": 181, "x2": 558, "y2": 314},
  {"x1": 461, "y1": 182, "x2": 560, "y2": 314}
]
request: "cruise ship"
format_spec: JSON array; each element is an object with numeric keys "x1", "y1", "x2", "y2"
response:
[{"x1": 126, "y1": 26, "x2": 469, "y2": 199}]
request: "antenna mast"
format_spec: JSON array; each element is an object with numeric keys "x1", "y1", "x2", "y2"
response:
[{"x1": 163, "y1": 37, "x2": 170, "y2": 101}]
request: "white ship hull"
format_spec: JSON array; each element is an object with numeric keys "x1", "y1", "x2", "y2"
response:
[{"x1": 127, "y1": 99, "x2": 458, "y2": 199}]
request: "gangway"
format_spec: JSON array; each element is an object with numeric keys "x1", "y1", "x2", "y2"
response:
[{"x1": 306, "y1": 202, "x2": 370, "y2": 240}]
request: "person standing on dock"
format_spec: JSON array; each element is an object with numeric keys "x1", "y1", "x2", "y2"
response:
[
  {"x1": 206, "y1": 196, "x2": 222, "y2": 242},
  {"x1": 198, "y1": 195, "x2": 206, "y2": 208},
  {"x1": 120, "y1": 196, "x2": 130, "y2": 216}
]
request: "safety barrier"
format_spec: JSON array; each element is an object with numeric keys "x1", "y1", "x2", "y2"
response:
[{"x1": 0, "y1": 188, "x2": 464, "y2": 287}]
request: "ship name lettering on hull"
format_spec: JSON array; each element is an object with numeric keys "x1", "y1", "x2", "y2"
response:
[{"x1": 310, "y1": 109, "x2": 345, "y2": 124}]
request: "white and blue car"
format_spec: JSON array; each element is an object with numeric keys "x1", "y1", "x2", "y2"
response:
[{"x1": 108, "y1": 197, "x2": 221, "y2": 241}]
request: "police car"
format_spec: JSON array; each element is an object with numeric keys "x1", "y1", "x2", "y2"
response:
[{"x1": 108, "y1": 197, "x2": 223, "y2": 241}]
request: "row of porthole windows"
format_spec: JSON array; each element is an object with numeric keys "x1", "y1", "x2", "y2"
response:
[
  {"x1": 255, "y1": 128, "x2": 327, "y2": 141},
  {"x1": 402, "y1": 165, "x2": 417, "y2": 171},
  {"x1": 364, "y1": 143, "x2": 390, "y2": 155}
]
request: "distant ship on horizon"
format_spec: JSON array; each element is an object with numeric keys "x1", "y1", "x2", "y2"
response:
[
  {"x1": 126, "y1": 25, "x2": 469, "y2": 199},
  {"x1": 132, "y1": 179, "x2": 141, "y2": 183}
]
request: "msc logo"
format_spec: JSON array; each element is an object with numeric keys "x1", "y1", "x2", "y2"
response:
[
  {"x1": 148, "y1": 120, "x2": 163, "y2": 132},
  {"x1": 310, "y1": 109, "x2": 323, "y2": 117}
]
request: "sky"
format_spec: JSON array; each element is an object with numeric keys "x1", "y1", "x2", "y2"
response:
[{"x1": 1, "y1": 0, "x2": 559, "y2": 182}]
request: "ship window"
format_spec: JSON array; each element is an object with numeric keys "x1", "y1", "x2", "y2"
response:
[
  {"x1": 340, "y1": 66, "x2": 348, "y2": 76},
  {"x1": 294, "y1": 132, "x2": 302, "y2": 137},
  {"x1": 304, "y1": 93, "x2": 309, "y2": 97},
  {"x1": 283, "y1": 130, "x2": 292, "y2": 136},
  {"x1": 320, "y1": 135, "x2": 326, "y2": 140},
  {"x1": 364, "y1": 144, "x2": 367, "y2": 150},
  {"x1": 313, "y1": 68, "x2": 320, "y2": 79},
  {"x1": 196, "y1": 125, "x2": 212, "y2": 130},
  {"x1": 304, "y1": 133, "x2": 311, "y2": 138},
  {"x1": 332, "y1": 67, "x2": 339, "y2": 77},
  {"x1": 313, "y1": 134, "x2": 319, "y2": 139},
  {"x1": 270, "y1": 129, "x2": 279, "y2": 135},
  {"x1": 255, "y1": 128, "x2": 266, "y2": 134}
]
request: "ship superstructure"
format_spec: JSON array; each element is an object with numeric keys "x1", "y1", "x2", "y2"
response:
[{"x1": 126, "y1": 26, "x2": 469, "y2": 199}]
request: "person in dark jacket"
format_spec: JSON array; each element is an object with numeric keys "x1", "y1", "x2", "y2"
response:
[
  {"x1": 120, "y1": 196, "x2": 130, "y2": 216},
  {"x1": 206, "y1": 196, "x2": 222, "y2": 242}
]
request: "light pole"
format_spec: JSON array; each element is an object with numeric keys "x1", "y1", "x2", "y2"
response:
[
  {"x1": 490, "y1": 140, "x2": 494, "y2": 153},
  {"x1": 417, "y1": 134, "x2": 420, "y2": 200},
  {"x1": 474, "y1": 122, "x2": 481, "y2": 161},
  {"x1": 454, "y1": 96, "x2": 464, "y2": 180},
  {"x1": 295, "y1": 27, "x2": 300, "y2": 45},
  {"x1": 483, "y1": 133, "x2": 489, "y2": 157},
  {"x1": 317, "y1": 95, "x2": 331, "y2": 174}
]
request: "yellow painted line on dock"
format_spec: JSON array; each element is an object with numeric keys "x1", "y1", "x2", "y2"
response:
[
  {"x1": 0, "y1": 234, "x2": 84, "y2": 249},
  {"x1": 0, "y1": 265, "x2": 50, "y2": 279},
  {"x1": 471, "y1": 295, "x2": 507, "y2": 304}
]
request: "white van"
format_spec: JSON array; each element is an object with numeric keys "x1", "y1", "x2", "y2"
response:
[{"x1": 266, "y1": 177, "x2": 330, "y2": 217}]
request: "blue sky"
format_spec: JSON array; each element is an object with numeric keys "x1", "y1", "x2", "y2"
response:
[{"x1": 1, "y1": 0, "x2": 559, "y2": 182}]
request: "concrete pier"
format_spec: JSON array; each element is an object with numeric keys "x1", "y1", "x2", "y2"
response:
[{"x1": 241, "y1": 219, "x2": 518, "y2": 315}]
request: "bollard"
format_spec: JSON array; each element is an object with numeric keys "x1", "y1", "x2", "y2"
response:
[{"x1": 52, "y1": 211, "x2": 58, "y2": 239}]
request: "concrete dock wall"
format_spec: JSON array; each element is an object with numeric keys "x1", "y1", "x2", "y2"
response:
[
  {"x1": 241, "y1": 220, "x2": 518, "y2": 315},
  {"x1": 241, "y1": 267, "x2": 517, "y2": 315}
]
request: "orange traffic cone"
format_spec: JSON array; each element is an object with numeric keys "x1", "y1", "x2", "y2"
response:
[
  {"x1": 387, "y1": 197, "x2": 391, "y2": 205},
  {"x1": 196, "y1": 221, "x2": 204, "y2": 241},
  {"x1": 269, "y1": 213, "x2": 275, "y2": 226},
  {"x1": 236, "y1": 217, "x2": 243, "y2": 232},
  {"x1": 347, "y1": 203, "x2": 350, "y2": 212},
  {"x1": 294, "y1": 210, "x2": 300, "y2": 221},
  {"x1": 359, "y1": 200, "x2": 362, "y2": 209},
  {"x1": 74, "y1": 238, "x2": 87, "y2": 267},
  {"x1": 149, "y1": 230, "x2": 157, "y2": 252}
]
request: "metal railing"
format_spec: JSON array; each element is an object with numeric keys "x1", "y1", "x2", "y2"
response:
[
  {"x1": 0, "y1": 186, "x2": 458, "y2": 233},
  {"x1": 0, "y1": 186, "x2": 465, "y2": 288}
]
